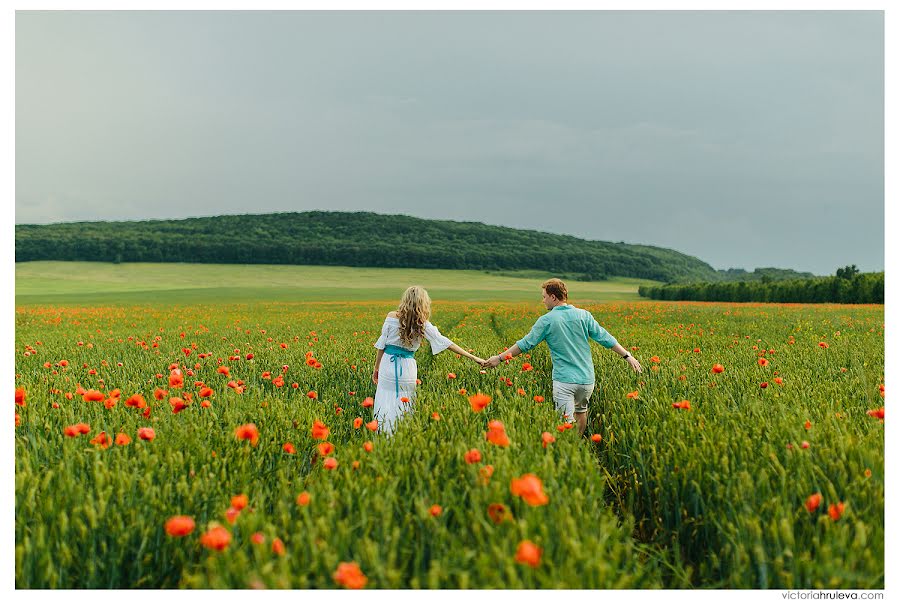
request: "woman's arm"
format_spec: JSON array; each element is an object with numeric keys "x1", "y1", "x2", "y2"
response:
[
  {"x1": 373, "y1": 348, "x2": 385, "y2": 384},
  {"x1": 447, "y1": 342, "x2": 485, "y2": 366}
]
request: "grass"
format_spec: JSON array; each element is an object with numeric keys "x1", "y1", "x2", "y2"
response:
[{"x1": 14, "y1": 261, "x2": 657, "y2": 305}]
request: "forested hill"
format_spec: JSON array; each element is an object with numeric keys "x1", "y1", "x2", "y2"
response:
[{"x1": 14, "y1": 211, "x2": 769, "y2": 283}]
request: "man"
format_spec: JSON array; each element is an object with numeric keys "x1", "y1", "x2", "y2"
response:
[{"x1": 484, "y1": 278, "x2": 642, "y2": 436}]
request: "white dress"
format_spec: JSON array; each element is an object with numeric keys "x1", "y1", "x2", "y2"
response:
[{"x1": 373, "y1": 317, "x2": 453, "y2": 435}]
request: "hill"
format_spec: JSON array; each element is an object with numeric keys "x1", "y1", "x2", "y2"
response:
[{"x1": 14, "y1": 211, "x2": 810, "y2": 283}]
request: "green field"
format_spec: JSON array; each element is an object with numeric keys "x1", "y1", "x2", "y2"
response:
[
  {"x1": 14, "y1": 262, "x2": 656, "y2": 305},
  {"x1": 13, "y1": 262, "x2": 884, "y2": 589}
]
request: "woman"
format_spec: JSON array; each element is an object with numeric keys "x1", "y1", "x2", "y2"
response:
[{"x1": 372, "y1": 286, "x2": 484, "y2": 435}]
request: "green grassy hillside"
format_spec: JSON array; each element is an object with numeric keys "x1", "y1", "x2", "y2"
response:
[
  {"x1": 15, "y1": 211, "x2": 717, "y2": 283},
  {"x1": 15, "y1": 262, "x2": 655, "y2": 306}
]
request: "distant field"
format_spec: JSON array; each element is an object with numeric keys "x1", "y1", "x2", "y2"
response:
[{"x1": 14, "y1": 262, "x2": 656, "y2": 305}]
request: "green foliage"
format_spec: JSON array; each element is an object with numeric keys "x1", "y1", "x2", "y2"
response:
[{"x1": 639, "y1": 272, "x2": 884, "y2": 304}]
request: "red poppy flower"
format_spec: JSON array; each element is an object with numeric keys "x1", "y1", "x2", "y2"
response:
[
  {"x1": 138, "y1": 427, "x2": 155, "y2": 441},
  {"x1": 272, "y1": 537, "x2": 285, "y2": 556},
  {"x1": 200, "y1": 525, "x2": 231, "y2": 551},
  {"x1": 169, "y1": 369, "x2": 184, "y2": 389},
  {"x1": 672, "y1": 400, "x2": 691, "y2": 410},
  {"x1": 365, "y1": 420, "x2": 378, "y2": 432},
  {"x1": 511, "y1": 474, "x2": 549, "y2": 506},
  {"x1": 867, "y1": 407, "x2": 885, "y2": 420},
  {"x1": 464, "y1": 449, "x2": 482, "y2": 464},
  {"x1": 283, "y1": 442, "x2": 296, "y2": 454},
  {"x1": 429, "y1": 504, "x2": 442, "y2": 517},
  {"x1": 231, "y1": 494, "x2": 248, "y2": 510},
  {"x1": 353, "y1": 417, "x2": 363, "y2": 429},
  {"x1": 515, "y1": 540, "x2": 542, "y2": 568},
  {"x1": 363, "y1": 441, "x2": 374, "y2": 453},
  {"x1": 805, "y1": 492, "x2": 823, "y2": 513},
  {"x1": 591, "y1": 433, "x2": 602, "y2": 443},
  {"x1": 296, "y1": 491, "x2": 311, "y2": 506},
  {"x1": 828, "y1": 502, "x2": 846, "y2": 521},
  {"x1": 486, "y1": 420, "x2": 510, "y2": 447},
  {"x1": 541, "y1": 432, "x2": 556, "y2": 448},
  {"x1": 711, "y1": 364, "x2": 725, "y2": 374},
  {"x1": 311, "y1": 420, "x2": 329, "y2": 440},
  {"x1": 89, "y1": 432, "x2": 111, "y2": 449},
  {"x1": 317, "y1": 442, "x2": 335, "y2": 456},
  {"x1": 164, "y1": 516, "x2": 195, "y2": 537},
  {"x1": 170, "y1": 397, "x2": 187, "y2": 414},
  {"x1": 487, "y1": 502, "x2": 511, "y2": 524},
  {"x1": 125, "y1": 394, "x2": 146, "y2": 409},
  {"x1": 307, "y1": 390, "x2": 318, "y2": 400},
  {"x1": 468, "y1": 393, "x2": 491, "y2": 412},
  {"x1": 323, "y1": 457, "x2": 338, "y2": 470},
  {"x1": 15, "y1": 387, "x2": 26, "y2": 407},
  {"x1": 235, "y1": 423, "x2": 259, "y2": 446},
  {"x1": 115, "y1": 432, "x2": 131, "y2": 445},
  {"x1": 533, "y1": 395, "x2": 544, "y2": 403},
  {"x1": 521, "y1": 363, "x2": 534, "y2": 371},
  {"x1": 362, "y1": 397, "x2": 374, "y2": 408},
  {"x1": 224, "y1": 507, "x2": 241, "y2": 524},
  {"x1": 83, "y1": 389, "x2": 104, "y2": 402},
  {"x1": 333, "y1": 562, "x2": 367, "y2": 589}
]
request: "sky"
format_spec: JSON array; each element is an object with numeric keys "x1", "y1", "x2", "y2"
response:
[{"x1": 14, "y1": 10, "x2": 885, "y2": 275}]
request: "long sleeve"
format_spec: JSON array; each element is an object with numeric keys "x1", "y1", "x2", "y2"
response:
[
  {"x1": 423, "y1": 321, "x2": 453, "y2": 355},
  {"x1": 515, "y1": 317, "x2": 549, "y2": 353},
  {"x1": 373, "y1": 319, "x2": 389, "y2": 350},
  {"x1": 586, "y1": 314, "x2": 618, "y2": 349}
]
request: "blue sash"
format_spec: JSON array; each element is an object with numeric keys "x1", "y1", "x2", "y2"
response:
[{"x1": 383, "y1": 344, "x2": 415, "y2": 399}]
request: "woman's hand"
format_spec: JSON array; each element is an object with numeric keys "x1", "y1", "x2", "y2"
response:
[
  {"x1": 473, "y1": 356, "x2": 486, "y2": 367},
  {"x1": 372, "y1": 368, "x2": 379, "y2": 385}
]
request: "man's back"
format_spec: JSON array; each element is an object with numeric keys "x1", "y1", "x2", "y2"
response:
[{"x1": 515, "y1": 305, "x2": 618, "y2": 385}]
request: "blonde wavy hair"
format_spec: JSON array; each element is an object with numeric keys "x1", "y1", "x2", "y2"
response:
[{"x1": 396, "y1": 286, "x2": 432, "y2": 347}]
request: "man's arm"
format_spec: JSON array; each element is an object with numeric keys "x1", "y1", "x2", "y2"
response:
[
  {"x1": 609, "y1": 342, "x2": 642, "y2": 373},
  {"x1": 485, "y1": 343, "x2": 522, "y2": 368},
  {"x1": 587, "y1": 314, "x2": 642, "y2": 372}
]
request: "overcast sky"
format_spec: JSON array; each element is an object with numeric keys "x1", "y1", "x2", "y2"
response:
[{"x1": 15, "y1": 10, "x2": 884, "y2": 275}]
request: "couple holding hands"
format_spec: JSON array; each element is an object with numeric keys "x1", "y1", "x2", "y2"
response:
[{"x1": 372, "y1": 279, "x2": 642, "y2": 436}]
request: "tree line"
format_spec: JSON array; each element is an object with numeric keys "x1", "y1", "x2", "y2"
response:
[
  {"x1": 15, "y1": 211, "x2": 721, "y2": 283},
  {"x1": 638, "y1": 268, "x2": 883, "y2": 304}
]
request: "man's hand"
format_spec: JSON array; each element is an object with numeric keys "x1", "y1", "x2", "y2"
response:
[
  {"x1": 626, "y1": 356, "x2": 642, "y2": 373},
  {"x1": 484, "y1": 355, "x2": 501, "y2": 369}
]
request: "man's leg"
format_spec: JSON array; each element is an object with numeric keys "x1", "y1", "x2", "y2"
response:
[
  {"x1": 552, "y1": 381, "x2": 576, "y2": 423},
  {"x1": 574, "y1": 384, "x2": 595, "y2": 437},
  {"x1": 575, "y1": 411, "x2": 588, "y2": 436}
]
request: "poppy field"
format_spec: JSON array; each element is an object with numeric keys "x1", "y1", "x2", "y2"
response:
[{"x1": 14, "y1": 299, "x2": 884, "y2": 589}]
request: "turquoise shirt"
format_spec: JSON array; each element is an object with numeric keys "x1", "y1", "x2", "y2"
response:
[{"x1": 515, "y1": 305, "x2": 618, "y2": 385}]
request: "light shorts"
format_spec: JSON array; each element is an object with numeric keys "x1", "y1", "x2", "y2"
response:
[{"x1": 552, "y1": 380, "x2": 596, "y2": 421}]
